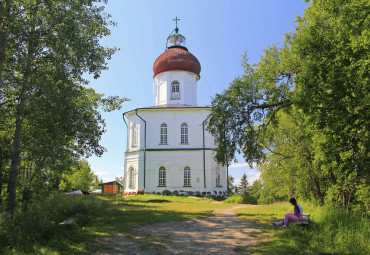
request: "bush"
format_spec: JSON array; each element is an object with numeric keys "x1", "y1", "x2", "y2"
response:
[
  {"x1": 224, "y1": 195, "x2": 244, "y2": 204},
  {"x1": 0, "y1": 192, "x2": 113, "y2": 254},
  {"x1": 224, "y1": 194, "x2": 258, "y2": 204}
]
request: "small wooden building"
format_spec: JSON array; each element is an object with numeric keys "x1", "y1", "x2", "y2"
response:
[{"x1": 98, "y1": 181, "x2": 124, "y2": 194}]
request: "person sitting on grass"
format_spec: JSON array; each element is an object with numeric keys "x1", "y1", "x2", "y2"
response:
[{"x1": 272, "y1": 198, "x2": 303, "y2": 228}]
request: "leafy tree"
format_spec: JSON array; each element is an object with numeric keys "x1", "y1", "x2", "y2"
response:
[
  {"x1": 1, "y1": 0, "x2": 128, "y2": 215},
  {"x1": 238, "y1": 173, "x2": 249, "y2": 195},
  {"x1": 249, "y1": 179, "x2": 263, "y2": 200},
  {"x1": 227, "y1": 175, "x2": 236, "y2": 194},
  {"x1": 59, "y1": 159, "x2": 96, "y2": 192},
  {"x1": 291, "y1": 0, "x2": 369, "y2": 211},
  {"x1": 208, "y1": 0, "x2": 369, "y2": 211}
]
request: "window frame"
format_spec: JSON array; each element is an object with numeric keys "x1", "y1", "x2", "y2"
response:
[
  {"x1": 132, "y1": 124, "x2": 138, "y2": 147},
  {"x1": 129, "y1": 167, "x2": 135, "y2": 188},
  {"x1": 180, "y1": 123, "x2": 188, "y2": 144},
  {"x1": 183, "y1": 166, "x2": 191, "y2": 187},
  {"x1": 158, "y1": 166, "x2": 166, "y2": 187},
  {"x1": 216, "y1": 167, "x2": 221, "y2": 187},
  {"x1": 160, "y1": 123, "x2": 168, "y2": 144},
  {"x1": 171, "y1": 81, "x2": 181, "y2": 100}
]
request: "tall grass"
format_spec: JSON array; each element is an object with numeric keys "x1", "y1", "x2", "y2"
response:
[
  {"x1": 312, "y1": 207, "x2": 369, "y2": 254},
  {"x1": 235, "y1": 201, "x2": 370, "y2": 254},
  {"x1": 0, "y1": 192, "x2": 113, "y2": 254}
]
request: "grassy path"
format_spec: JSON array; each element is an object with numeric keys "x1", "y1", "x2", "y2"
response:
[{"x1": 93, "y1": 204, "x2": 269, "y2": 255}]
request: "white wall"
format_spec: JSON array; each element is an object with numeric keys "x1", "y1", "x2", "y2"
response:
[
  {"x1": 154, "y1": 71, "x2": 198, "y2": 106},
  {"x1": 124, "y1": 107, "x2": 227, "y2": 195}
]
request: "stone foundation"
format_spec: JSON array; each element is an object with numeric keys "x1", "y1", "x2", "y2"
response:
[{"x1": 123, "y1": 189, "x2": 228, "y2": 197}]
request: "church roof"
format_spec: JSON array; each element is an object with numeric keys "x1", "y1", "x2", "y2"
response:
[
  {"x1": 147, "y1": 104, "x2": 210, "y2": 109},
  {"x1": 124, "y1": 105, "x2": 211, "y2": 116},
  {"x1": 153, "y1": 46, "x2": 201, "y2": 78}
]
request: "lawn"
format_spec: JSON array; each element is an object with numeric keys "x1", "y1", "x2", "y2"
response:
[
  {"x1": 0, "y1": 193, "x2": 235, "y2": 254},
  {"x1": 1, "y1": 194, "x2": 368, "y2": 254}
]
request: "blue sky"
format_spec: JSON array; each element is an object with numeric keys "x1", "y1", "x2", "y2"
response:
[{"x1": 87, "y1": 0, "x2": 308, "y2": 185}]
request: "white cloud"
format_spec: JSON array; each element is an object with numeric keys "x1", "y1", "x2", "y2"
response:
[
  {"x1": 229, "y1": 163, "x2": 249, "y2": 168},
  {"x1": 249, "y1": 173, "x2": 261, "y2": 184},
  {"x1": 94, "y1": 171, "x2": 108, "y2": 176},
  {"x1": 229, "y1": 162, "x2": 258, "y2": 169},
  {"x1": 104, "y1": 177, "x2": 117, "y2": 182}
]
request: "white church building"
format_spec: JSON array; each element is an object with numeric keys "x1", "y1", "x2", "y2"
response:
[{"x1": 123, "y1": 25, "x2": 227, "y2": 196}]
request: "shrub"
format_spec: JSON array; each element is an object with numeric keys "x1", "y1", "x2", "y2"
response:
[
  {"x1": 0, "y1": 192, "x2": 113, "y2": 254},
  {"x1": 224, "y1": 195, "x2": 244, "y2": 204}
]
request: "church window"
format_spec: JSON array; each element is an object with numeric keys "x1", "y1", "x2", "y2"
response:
[
  {"x1": 171, "y1": 81, "x2": 180, "y2": 100},
  {"x1": 181, "y1": 123, "x2": 188, "y2": 144},
  {"x1": 184, "y1": 166, "x2": 191, "y2": 187},
  {"x1": 129, "y1": 167, "x2": 135, "y2": 188},
  {"x1": 132, "y1": 124, "x2": 138, "y2": 147},
  {"x1": 160, "y1": 123, "x2": 167, "y2": 144},
  {"x1": 216, "y1": 167, "x2": 221, "y2": 187},
  {"x1": 158, "y1": 166, "x2": 166, "y2": 187}
]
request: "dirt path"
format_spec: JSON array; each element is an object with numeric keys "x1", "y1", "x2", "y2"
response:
[{"x1": 94, "y1": 205, "x2": 268, "y2": 255}]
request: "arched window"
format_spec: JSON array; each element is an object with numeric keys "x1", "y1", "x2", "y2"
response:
[
  {"x1": 216, "y1": 167, "x2": 221, "y2": 187},
  {"x1": 184, "y1": 166, "x2": 191, "y2": 187},
  {"x1": 129, "y1": 167, "x2": 135, "y2": 188},
  {"x1": 158, "y1": 166, "x2": 166, "y2": 187},
  {"x1": 171, "y1": 81, "x2": 180, "y2": 100},
  {"x1": 160, "y1": 123, "x2": 167, "y2": 144},
  {"x1": 132, "y1": 124, "x2": 138, "y2": 147},
  {"x1": 181, "y1": 123, "x2": 188, "y2": 144}
]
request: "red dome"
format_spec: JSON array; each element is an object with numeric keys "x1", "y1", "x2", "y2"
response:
[{"x1": 153, "y1": 47, "x2": 201, "y2": 77}]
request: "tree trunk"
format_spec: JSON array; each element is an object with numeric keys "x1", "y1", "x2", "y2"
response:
[
  {"x1": 0, "y1": 152, "x2": 4, "y2": 205},
  {"x1": 6, "y1": 2, "x2": 37, "y2": 215},
  {"x1": 6, "y1": 95, "x2": 25, "y2": 215},
  {"x1": 6, "y1": 52, "x2": 33, "y2": 215}
]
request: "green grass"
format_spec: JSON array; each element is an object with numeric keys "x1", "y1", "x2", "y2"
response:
[
  {"x1": 234, "y1": 201, "x2": 370, "y2": 255},
  {"x1": 0, "y1": 193, "x2": 234, "y2": 254},
  {"x1": 1, "y1": 194, "x2": 368, "y2": 254}
]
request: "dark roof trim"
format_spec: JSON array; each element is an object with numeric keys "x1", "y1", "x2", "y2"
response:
[
  {"x1": 98, "y1": 181, "x2": 124, "y2": 186},
  {"x1": 123, "y1": 105, "x2": 211, "y2": 116}
]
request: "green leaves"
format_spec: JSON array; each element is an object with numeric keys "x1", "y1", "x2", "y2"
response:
[
  {"x1": 1, "y1": 0, "x2": 127, "y2": 214},
  {"x1": 207, "y1": 0, "x2": 369, "y2": 211}
]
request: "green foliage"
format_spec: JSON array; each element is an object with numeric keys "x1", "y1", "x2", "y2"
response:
[
  {"x1": 227, "y1": 175, "x2": 236, "y2": 193},
  {"x1": 207, "y1": 0, "x2": 369, "y2": 211},
  {"x1": 248, "y1": 178, "x2": 283, "y2": 205},
  {"x1": 0, "y1": 0, "x2": 129, "y2": 214},
  {"x1": 0, "y1": 192, "x2": 111, "y2": 254},
  {"x1": 224, "y1": 194, "x2": 256, "y2": 204},
  {"x1": 59, "y1": 159, "x2": 96, "y2": 191},
  {"x1": 238, "y1": 172, "x2": 249, "y2": 195},
  {"x1": 224, "y1": 195, "x2": 245, "y2": 204}
]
